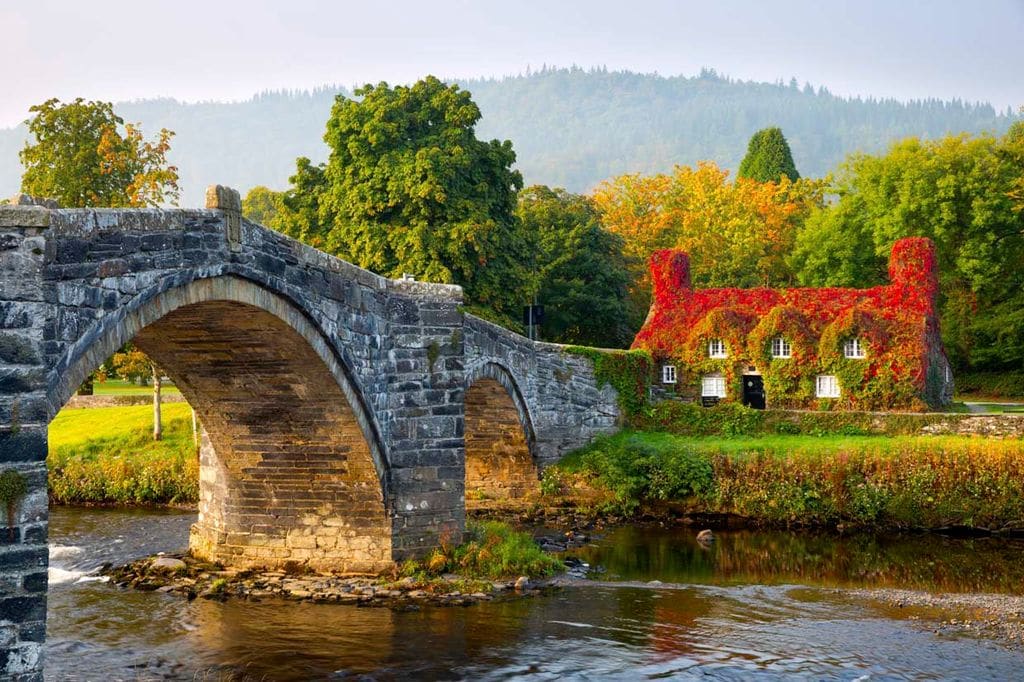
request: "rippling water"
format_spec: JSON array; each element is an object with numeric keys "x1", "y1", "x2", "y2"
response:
[{"x1": 45, "y1": 507, "x2": 1024, "y2": 680}]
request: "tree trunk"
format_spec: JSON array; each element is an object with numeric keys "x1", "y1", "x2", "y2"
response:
[{"x1": 152, "y1": 366, "x2": 163, "y2": 441}]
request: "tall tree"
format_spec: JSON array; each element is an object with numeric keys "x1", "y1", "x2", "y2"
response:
[
  {"x1": 791, "y1": 130, "x2": 1024, "y2": 370},
  {"x1": 516, "y1": 186, "x2": 637, "y2": 347},
  {"x1": 282, "y1": 77, "x2": 525, "y2": 317},
  {"x1": 737, "y1": 127, "x2": 800, "y2": 183},
  {"x1": 20, "y1": 98, "x2": 178, "y2": 207},
  {"x1": 593, "y1": 162, "x2": 822, "y2": 311}
]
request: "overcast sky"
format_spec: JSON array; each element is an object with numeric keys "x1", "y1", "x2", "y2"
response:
[{"x1": 1, "y1": 0, "x2": 1021, "y2": 128}]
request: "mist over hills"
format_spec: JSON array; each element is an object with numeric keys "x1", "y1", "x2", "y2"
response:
[{"x1": 0, "y1": 68, "x2": 1017, "y2": 207}]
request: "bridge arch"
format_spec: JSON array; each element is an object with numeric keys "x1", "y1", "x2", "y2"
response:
[
  {"x1": 50, "y1": 275, "x2": 392, "y2": 572},
  {"x1": 463, "y1": 361, "x2": 541, "y2": 506}
]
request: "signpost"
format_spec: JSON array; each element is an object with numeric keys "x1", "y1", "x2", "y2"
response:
[{"x1": 523, "y1": 304, "x2": 545, "y2": 341}]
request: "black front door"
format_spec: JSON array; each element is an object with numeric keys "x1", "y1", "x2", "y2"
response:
[{"x1": 742, "y1": 375, "x2": 765, "y2": 409}]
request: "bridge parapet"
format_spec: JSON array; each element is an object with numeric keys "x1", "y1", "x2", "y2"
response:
[{"x1": 463, "y1": 313, "x2": 621, "y2": 466}]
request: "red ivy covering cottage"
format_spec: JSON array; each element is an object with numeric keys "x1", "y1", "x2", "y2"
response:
[{"x1": 632, "y1": 237, "x2": 953, "y2": 411}]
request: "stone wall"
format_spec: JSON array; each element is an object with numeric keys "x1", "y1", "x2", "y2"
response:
[
  {"x1": 463, "y1": 314, "x2": 621, "y2": 467},
  {"x1": 65, "y1": 393, "x2": 188, "y2": 408}
]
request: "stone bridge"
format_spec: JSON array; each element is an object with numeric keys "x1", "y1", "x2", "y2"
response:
[{"x1": 0, "y1": 187, "x2": 620, "y2": 678}]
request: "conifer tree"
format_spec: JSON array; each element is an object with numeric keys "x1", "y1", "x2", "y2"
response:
[{"x1": 738, "y1": 127, "x2": 800, "y2": 183}]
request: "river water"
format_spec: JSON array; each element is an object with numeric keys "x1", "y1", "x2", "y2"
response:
[{"x1": 45, "y1": 507, "x2": 1024, "y2": 680}]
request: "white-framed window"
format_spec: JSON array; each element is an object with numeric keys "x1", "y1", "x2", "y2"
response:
[
  {"x1": 708, "y1": 339, "x2": 727, "y2": 358},
  {"x1": 816, "y1": 374, "x2": 840, "y2": 398},
  {"x1": 702, "y1": 374, "x2": 727, "y2": 398},
  {"x1": 662, "y1": 364, "x2": 677, "y2": 384},
  {"x1": 771, "y1": 337, "x2": 791, "y2": 359},
  {"x1": 843, "y1": 338, "x2": 865, "y2": 359}
]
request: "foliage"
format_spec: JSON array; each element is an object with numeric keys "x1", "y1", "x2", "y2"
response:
[
  {"x1": 515, "y1": 185, "x2": 637, "y2": 346},
  {"x1": 110, "y1": 345, "x2": 156, "y2": 384},
  {"x1": 954, "y1": 371, "x2": 1024, "y2": 399},
  {"x1": 279, "y1": 76, "x2": 525, "y2": 319},
  {"x1": 737, "y1": 127, "x2": 800, "y2": 182},
  {"x1": 791, "y1": 129, "x2": 1024, "y2": 371},
  {"x1": 411, "y1": 521, "x2": 562, "y2": 580},
  {"x1": 557, "y1": 430, "x2": 1024, "y2": 529},
  {"x1": 593, "y1": 161, "x2": 823, "y2": 311},
  {"x1": 20, "y1": 98, "x2": 178, "y2": 207},
  {"x1": 631, "y1": 401, "x2": 967, "y2": 437},
  {"x1": 48, "y1": 403, "x2": 197, "y2": 505},
  {"x1": 241, "y1": 185, "x2": 285, "y2": 228},
  {"x1": 634, "y1": 238, "x2": 943, "y2": 410},
  {"x1": 746, "y1": 305, "x2": 816, "y2": 406},
  {"x1": 0, "y1": 469, "x2": 28, "y2": 537},
  {"x1": 564, "y1": 347, "x2": 653, "y2": 417},
  {"x1": 677, "y1": 307, "x2": 756, "y2": 400}
]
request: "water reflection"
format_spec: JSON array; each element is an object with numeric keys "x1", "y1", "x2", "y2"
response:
[
  {"x1": 44, "y1": 508, "x2": 1024, "y2": 680},
  {"x1": 571, "y1": 525, "x2": 1024, "y2": 593}
]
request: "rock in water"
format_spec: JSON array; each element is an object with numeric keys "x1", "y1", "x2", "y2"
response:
[
  {"x1": 514, "y1": 576, "x2": 531, "y2": 591},
  {"x1": 696, "y1": 529, "x2": 715, "y2": 544},
  {"x1": 150, "y1": 557, "x2": 187, "y2": 572}
]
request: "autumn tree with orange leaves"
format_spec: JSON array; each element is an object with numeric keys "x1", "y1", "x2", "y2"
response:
[
  {"x1": 592, "y1": 162, "x2": 823, "y2": 311},
  {"x1": 20, "y1": 98, "x2": 179, "y2": 208}
]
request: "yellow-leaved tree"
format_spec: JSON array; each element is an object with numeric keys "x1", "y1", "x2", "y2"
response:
[{"x1": 593, "y1": 161, "x2": 823, "y2": 310}]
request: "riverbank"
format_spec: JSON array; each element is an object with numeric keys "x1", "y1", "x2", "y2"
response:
[
  {"x1": 48, "y1": 403, "x2": 197, "y2": 504},
  {"x1": 544, "y1": 430, "x2": 1024, "y2": 531}
]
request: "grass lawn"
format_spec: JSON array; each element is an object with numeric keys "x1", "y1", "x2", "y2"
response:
[
  {"x1": 91, "y1": 379, "x2": 181, "y2": 396},
  {"x1": 48, "y1": 403, "x2": 198, "y2": 504}
]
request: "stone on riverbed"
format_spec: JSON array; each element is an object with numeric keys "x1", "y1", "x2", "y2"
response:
[{"x1": 150, "y1": 557, "x2": 187, "y2": 572}]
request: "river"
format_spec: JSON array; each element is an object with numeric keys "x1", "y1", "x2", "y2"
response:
[{"x1": 45, "y1": 507, "x2": 1024, "y2": 680}]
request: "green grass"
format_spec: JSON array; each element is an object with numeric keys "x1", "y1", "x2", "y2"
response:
[
  {"x1": 403, "y1": 521, "x2": 563, "y2": 580},
  {"x1": 552, "y1": 430, "x2": 1024, "y2": 529},
  {"x1": 91, "y1": 379, "x2": 181, "y2": 396},
  {"x1": 48, "y1": 404, "x2": 198, "y2": 505}
]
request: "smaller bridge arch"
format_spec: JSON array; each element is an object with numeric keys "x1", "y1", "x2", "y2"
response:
[{"x1": 464, "y1": 361, "x2": 541, "y2": 506}]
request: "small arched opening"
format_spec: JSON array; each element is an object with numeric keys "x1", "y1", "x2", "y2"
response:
[{"x1": 463, "y1": 364, "x2": 539, "y2": 509}]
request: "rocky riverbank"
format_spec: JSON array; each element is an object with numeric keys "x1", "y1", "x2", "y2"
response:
[
  {"x1": 99, "y1": 546, "x2": 593, "y2": 609},
  {"x1": 849, "y1": 588, "x2": 1024, "y2": 647}
]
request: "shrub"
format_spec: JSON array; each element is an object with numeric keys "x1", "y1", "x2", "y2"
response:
[{"x1": 415, "y1": 521, "x2": 562, "y2": 579}]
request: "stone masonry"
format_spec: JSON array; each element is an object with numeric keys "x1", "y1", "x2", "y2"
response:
[{"x1": 0, "y1": 188, "x2": 621, "y2": 680}]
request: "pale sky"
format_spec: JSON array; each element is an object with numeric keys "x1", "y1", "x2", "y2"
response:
[{"x1": 1, "y1": 0, "x2": 1021, "y2": 128}]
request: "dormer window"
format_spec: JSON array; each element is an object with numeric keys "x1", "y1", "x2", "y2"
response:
[
  {"x1": 662, "y1": 364, "x2": 677, "y2": 384},
  {"x1": 843, "y1": 338, "x2": 865, "y2": 359},
  {"x1": 770, "y1": 337, "x2": 791, "y2": 359},
  {"x1": 708, "y1": 339, "x2": 726, "y2": 358}
]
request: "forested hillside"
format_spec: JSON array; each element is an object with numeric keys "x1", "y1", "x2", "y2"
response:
[{"x1": 0, "y1": 68, "x2": 1016, "y2": 206}]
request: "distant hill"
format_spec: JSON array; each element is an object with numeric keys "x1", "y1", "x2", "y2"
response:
[{"x1": 0, "y1": 68, "x2": 1017, "y2": 206}]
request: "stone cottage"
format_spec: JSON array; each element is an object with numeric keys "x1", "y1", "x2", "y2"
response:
[{"x1": 632, "y1": 237, "x2": 953, "y2": 411}]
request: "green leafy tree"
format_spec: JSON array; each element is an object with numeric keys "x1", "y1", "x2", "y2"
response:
[
  {"x1": 283, "y1": 77, "x2": 524, "y2": 315},
  {"x1": 20, "y1": 98, "x2": 178, "y2": 208},
  {"x1": 737, "y1": 127, "x2": 800, "y2": 183},
  {"x1": 241, "y1": 185, "x2": 285, "y2": 228},
  {"x1": 516, "y1": 186, "x2": 637, "y2": 347},
  {"x1": 791, "y1": 130, "x2": 1024, "y2": 370}
]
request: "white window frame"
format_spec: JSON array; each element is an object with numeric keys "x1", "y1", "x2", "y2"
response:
[
  {"x1": 843, "y1": 338, "x2": 865, "y2": 359},
  {"x1": 701, "y1": 374, "x2": 727, "y2": 398},
  {"x1": 816, "y1": 374, "x2": 840, "y2": 398},
  {"x1": 708, "y1": 339, "x2": 727, "y2": 358},
  {"x1": 662, "y1": 364, "x2": 677, "y2": 385},
  {"x1": 771, "y1": 337, "x2": 791, "y2": 359}
]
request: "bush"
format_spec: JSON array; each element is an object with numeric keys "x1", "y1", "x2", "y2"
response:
[
  {"x1": 414, "y1": 521, "x2": 563, "y2": 579},
  {"x1": 48, "y1": 404, "x2": 198, "y2": 505},
  {"x1": 556, "y1": 430, "x2": 1024, "y2": 529}
]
